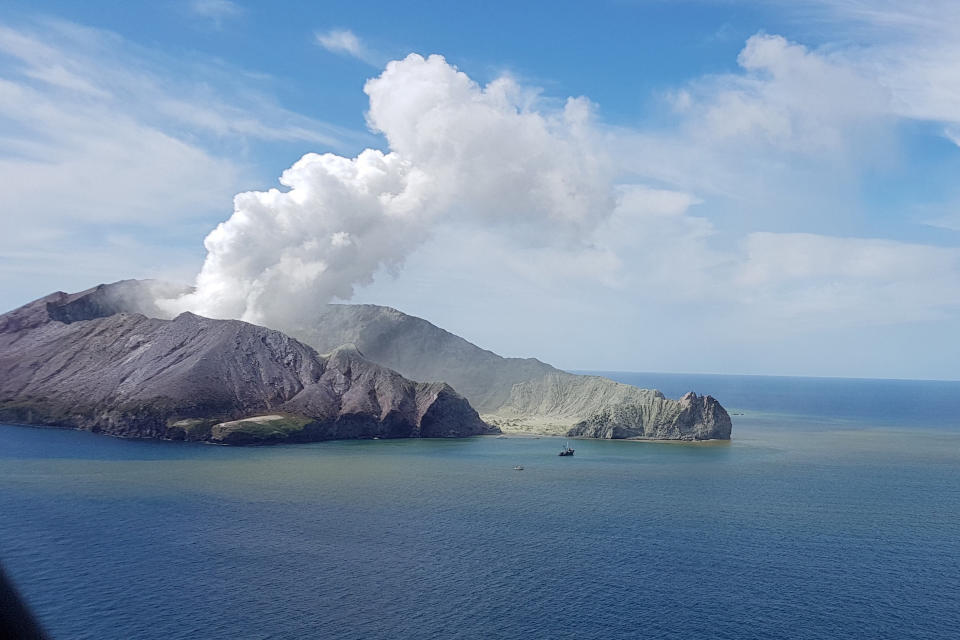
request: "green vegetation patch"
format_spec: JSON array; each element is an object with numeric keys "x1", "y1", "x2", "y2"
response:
[{"x1": 211, "y1": 414, "x2": 315, "y2": 444}]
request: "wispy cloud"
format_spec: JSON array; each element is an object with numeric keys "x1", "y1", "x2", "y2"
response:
[
  {"x1": 315, "y1": 28, "x2": 381, "y2": 66},
  {"x1": 0, "y1": 17, "x2": 370, "y2": 308},
  {"x1": 188, "y1": 0, "x2": 244, "y2": 28},
  {"x1": 766, "y1": 1, "x2": 960, "y2": 136}
]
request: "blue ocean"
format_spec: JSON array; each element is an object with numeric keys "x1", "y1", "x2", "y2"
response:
[{"x1": 1, "y1": 373, "x2": 958, "y2": 640}]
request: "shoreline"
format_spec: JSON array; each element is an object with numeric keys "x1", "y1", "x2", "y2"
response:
[
  {"x1": 482, "y1": 432, "x2": 731, "y2": 444},
  {"x1": 0, "y1": 420, "x2": 732, "y2": 446}
]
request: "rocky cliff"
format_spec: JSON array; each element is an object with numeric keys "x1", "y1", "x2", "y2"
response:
[
  {"x1": 0, "y1": 284, "x2": 494, "y2": 444},
  {"x1": 492, "y1": 373, "x2": 731, "y2": 440},
  {"x1": 294, "y1": 304, "x2": 733, "y2": 440},
  {"x1": 565, "y1": 391, "x2": 732, "y2": 441}
]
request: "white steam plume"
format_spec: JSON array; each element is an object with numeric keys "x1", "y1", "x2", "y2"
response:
[{"x1": 163, "y1": 54, "x2": 614, "y2": 329}]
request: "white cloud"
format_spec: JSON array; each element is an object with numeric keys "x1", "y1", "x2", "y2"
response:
[
  {"x1": 609, "y1": 23, "x2": 960, "y2": 249},
  {"x1": 766, "y1": 1, "x2": 960, "y2": 141},
  {"x1": 638, "y1": 33, "x2": 894, "y2": 174},
  {"x1": 365, "y1": 57, "x2": 612, "y2": 236},
  {"x1": 732, "y1": 232, "x2": 960, "y2": 327},
  {"x1": 165, "y1": 54, "x2": 616, "y2": 328},
  {"x1": 345, "y1": 177, "x2": 960, "y2": 374},
  {"x1": 163, "y1": 42, "x2": 960, "y2": 353},
  {"x1": 315, "y1": 29, "x2": 380, "y2": 66}
]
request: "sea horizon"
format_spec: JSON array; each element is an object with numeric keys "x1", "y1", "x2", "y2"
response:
[
  {"x1": 2, "y1": 372, "x2": 958, "y2": 639},
  {"x1": 575, "y1": 369, "x2": 960, "y2": 384}
]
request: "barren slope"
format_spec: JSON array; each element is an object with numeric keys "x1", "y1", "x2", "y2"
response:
[{"x1": 0, "y1": 285, "x2": 493, "y2": 443}]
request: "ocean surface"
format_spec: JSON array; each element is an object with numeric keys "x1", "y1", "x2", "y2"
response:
[{"x1": 1, "y1": 373, "x2": 958, "y2": 640}]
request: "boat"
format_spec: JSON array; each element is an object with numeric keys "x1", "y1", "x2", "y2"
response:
[
  {"x1": 558, "y1": 441, "x2": 575, "y2": 456},
  {"x1": 513, "y1": 465, "x2": 524, "y2": 471}
]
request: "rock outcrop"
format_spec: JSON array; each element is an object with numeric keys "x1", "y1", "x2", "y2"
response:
[
  {"x1": 0, "y1": 285, "x2": 494, "y2": 444},
  {"x1": 294, "y1": 304, "x2": 733, "y2": 440},
  {"x1": 566, "y1": 391, "x2": 732, "y2": 441},
  {"x1": 490, "y1": 373, "x2": 731, "y2": 439}
]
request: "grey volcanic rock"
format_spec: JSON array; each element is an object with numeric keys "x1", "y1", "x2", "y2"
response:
[
  {"x1": 296, "y1": 304, "x2": 556, "y2": 414},
  {"x1": 566, "y1": 391, "x2": 732, "y2": 441},
  {"x1": 292, "y1": 304, "x2": 732, "y2": 440},
  {"x1": 0, "y1": 280, "x2": 187, "y2": 335},
  {"x1": 0, "y1": 286, "x2": 493, "y2": 444}
]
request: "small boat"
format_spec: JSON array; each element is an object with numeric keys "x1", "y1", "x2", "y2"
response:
[
  {"x1": 558, "y1": 441, "x2": 575, "y2": 457},
  {"x1": 513, "y1": 465, "x2": 524, "y2": 471}
]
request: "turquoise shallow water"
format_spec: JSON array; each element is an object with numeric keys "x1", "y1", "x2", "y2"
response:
[{"x1": 1, "y1": 373, "x2": 959, "y2": 639}]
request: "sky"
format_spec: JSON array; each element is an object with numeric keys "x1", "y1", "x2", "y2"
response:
[{"x1": 2, "y1": 0, "x2": 960, "y2": 379}]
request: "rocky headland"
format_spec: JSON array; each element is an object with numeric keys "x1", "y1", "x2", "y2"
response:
[{"x1": 0, "y1": 283, "x2": 494, "y2": 444}]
